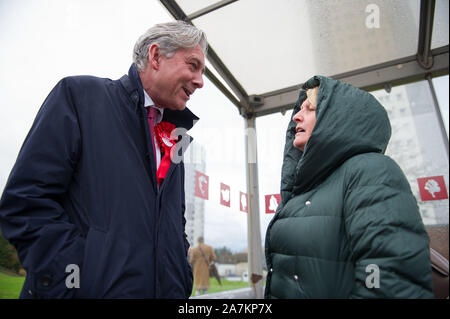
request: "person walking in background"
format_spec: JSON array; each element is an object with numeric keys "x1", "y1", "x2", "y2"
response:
[
  {"x1": 0, "y1": 21, "x2": 207, "y2": 298},
  {"x1": 265, "y1": 76, "x2": 434, "y2": 298},
  {"x1": 190, "y1": 236, "x2": 217, "y2": 296}
]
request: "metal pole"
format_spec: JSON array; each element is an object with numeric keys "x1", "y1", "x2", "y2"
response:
[
  {"x1": 186, "y1": 0, "x2": 239, "y2": 21},
  {"x1": 244, "y1": 115, "x2": 264, "y2": 299},
  {"x1": 426, "y1": 74, "x2": 449, "y2": 159},
  {"x1": 417, "y1": 0, "x2": 436, "y2": 69}
]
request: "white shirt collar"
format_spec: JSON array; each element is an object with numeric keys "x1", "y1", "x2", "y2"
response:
[{"x1": 143, "y1": 90, "x2": 164, "y2": 123}]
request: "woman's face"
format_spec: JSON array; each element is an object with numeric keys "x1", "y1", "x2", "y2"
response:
[{"x1": 292, "y1": 98, "x2": 317, "y2": 151}]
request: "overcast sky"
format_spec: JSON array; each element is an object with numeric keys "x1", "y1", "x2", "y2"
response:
[{"x1": 0, "y1": 0, "x2": 448, "y2": 253}]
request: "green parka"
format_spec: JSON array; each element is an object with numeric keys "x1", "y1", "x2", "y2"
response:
[{"x1": 264, "y1": 76, "x2": 434, "y2": 298}]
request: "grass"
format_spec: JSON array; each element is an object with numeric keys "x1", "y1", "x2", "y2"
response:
[
  {"x1": 0, "y1": 272, "x2": 25, "y2": 299},
  {"x1": 0, "y1": 271, "x2": 249, "y2": 299},
  {"x1": 191, "y1": 278, "x2": 249, "y2": 296}
]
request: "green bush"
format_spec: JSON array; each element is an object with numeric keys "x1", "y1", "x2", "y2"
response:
[{"x1": 0, "y1": 232, "x2": 21, "y2": 274}]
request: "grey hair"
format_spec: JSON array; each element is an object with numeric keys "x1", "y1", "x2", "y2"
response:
[{"x1": 133, "y1": 21, "x2": 208, "y2": 72}]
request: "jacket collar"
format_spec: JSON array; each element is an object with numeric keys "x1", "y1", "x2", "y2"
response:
[{"x1": 119, "y1": 63, "x2": 199, "y2": 131}]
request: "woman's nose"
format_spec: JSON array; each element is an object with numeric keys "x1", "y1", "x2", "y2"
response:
[{"x1": 293, "y1": 110, "x2": 303, "y2": 123}]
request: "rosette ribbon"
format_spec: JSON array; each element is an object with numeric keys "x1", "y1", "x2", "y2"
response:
[{"x1": 154, "y1": 121, "x2": 178, "y2": 186}]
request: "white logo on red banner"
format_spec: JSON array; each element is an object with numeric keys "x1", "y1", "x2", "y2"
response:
[
  {"x1": 220, "y1": 183, "x2": 230, "y2": 207},
  {"x1": 194, "y1": 171, "x2": 209, "y2": 200},
  {"x1": 417, "y1": 176, "x2": 448, "y2": 201},
  {"x1": 265, "y1": 194, "x2": 281, "y2": 214},
  {"x1": 240, "y1": 192, "x2": 248, "y2": 213}
]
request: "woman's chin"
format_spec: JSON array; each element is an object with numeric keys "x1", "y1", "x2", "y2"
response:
[{"x1": 293, "y1": 140, "x2": 305, "y2": 151}]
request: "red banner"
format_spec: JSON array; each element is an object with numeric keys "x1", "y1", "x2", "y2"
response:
[
  {"x1": 239, "y1": 192, "x2": 248, "y2": 213},
  {"x1": 194, "y1": 171, "x2": 209, "y2": 200},
  {"x1": 417, "y1": 176, "x2": 448, "y2": 201},
  {"x1": 220, "y1": 183, "x2": 230, "y2": 207},
  {"x1": 265, "y1": 194, "x2": 281, "y2": 214}
]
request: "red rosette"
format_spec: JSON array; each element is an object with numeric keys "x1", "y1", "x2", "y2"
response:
[
  {"x1": 154, "y1": 122, "x2": 177, "y2": 151},
  {"x1": 154, "y1": 121, "x2": 178, "y2": 186}
]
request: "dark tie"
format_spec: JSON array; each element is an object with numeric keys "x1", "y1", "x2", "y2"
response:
[{"x1": 147, "y1": 107, "x2": 159, "y2": 169}]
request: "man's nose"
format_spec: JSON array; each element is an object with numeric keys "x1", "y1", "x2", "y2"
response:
[{"x1": 193, "y1": 72, "x2": 204, "y2": 89}]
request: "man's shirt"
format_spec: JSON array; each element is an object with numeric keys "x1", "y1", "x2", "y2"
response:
[{"x1": 143, "y1": 90, "x2": 164, "y2": 169}]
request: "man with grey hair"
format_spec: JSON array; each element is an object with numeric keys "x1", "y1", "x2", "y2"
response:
[
  {"x1": 133, "y1": 21, "x2": 207, "y2": 111},
  {"x1": 0, "y1": 21, "x2": 207, "y2": 298}
]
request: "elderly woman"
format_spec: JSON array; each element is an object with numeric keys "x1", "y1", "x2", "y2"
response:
[{"x1": 264, "y1": 76, "x2": 434, "y2": 298}]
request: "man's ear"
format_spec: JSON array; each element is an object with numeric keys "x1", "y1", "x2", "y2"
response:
[{"x1": 148, "y1": 43, "x2": 161, "y2": 70}]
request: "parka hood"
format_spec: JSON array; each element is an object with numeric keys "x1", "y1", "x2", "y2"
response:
[{"x1": 280, "y1": 76, "x2": 391, "y2": 202}]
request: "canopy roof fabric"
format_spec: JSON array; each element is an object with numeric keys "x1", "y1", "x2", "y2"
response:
[{"x1": 160, "y1": 0, "x2": 449, "y2": 117}]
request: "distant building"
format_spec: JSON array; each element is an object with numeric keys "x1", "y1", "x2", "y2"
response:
[
  {"x1": 235, "y1": 262, "x2": 248, "y2": 277},
  {"x1": 373, "y1": 83, "x2": 449, "y2": 225},
  {"x1": 216, "y1": 263, "x2": 237, "y2": 277},
  {"x1": 184, "y1": 141, "x2": 206, "y2": 247}
]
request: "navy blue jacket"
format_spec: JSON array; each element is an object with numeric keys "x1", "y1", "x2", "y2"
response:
[{"x1": 0, "y1": 64, "x2": 198, "y2": 298}]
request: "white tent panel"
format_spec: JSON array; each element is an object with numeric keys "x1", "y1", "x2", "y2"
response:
[
  {"x1": 194, "y1": 0, "x2": 315, "y2": 95},
  {"x1": 179, "y1": 0, "x2": 421, "y2": 95},
  {"x1": 432, "y1": 0, "x2": 450, "y2": 49}
]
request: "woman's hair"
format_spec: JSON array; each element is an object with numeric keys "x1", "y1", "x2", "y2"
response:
[
  {"x1": 133, "y1": 21, "x2": 208, "y2": 72},
  {"x1": 306, "y1": 87, "x2": 319, "y2": 110}
]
